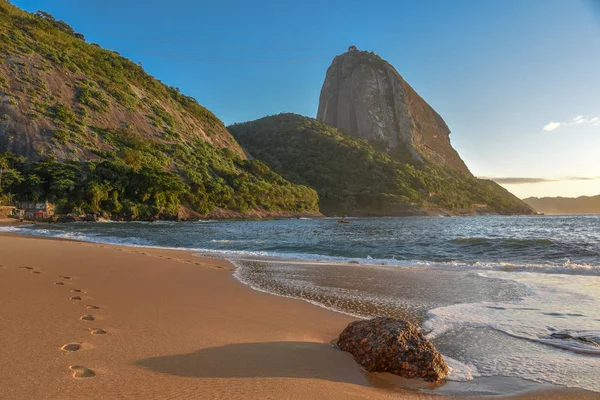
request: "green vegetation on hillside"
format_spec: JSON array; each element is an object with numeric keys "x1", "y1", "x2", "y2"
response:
[
  {"x1": 0, "y1": 149, "x2": 317, "y2": 218},
  {"x1": 229, "y1": 114, "x2": 533, "y2": 215},
  {"x1": 0, "y1": 2, "x2": 318, "y2": 218},
  {"x1": 0, "y1": 3, "x2": 226, "y2": 141}
]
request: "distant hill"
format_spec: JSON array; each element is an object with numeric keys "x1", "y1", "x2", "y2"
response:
[
  {"x1": 0, "y1": 1, "x2": 318, "y2": 219},
  {"x1": 229, "y1": 113, "x2": 534, "y2": 216},
  {"x1": 524, "y1": 195, "x2": 600, "y2": 215}
]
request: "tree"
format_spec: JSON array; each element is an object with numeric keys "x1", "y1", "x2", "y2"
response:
[
  {"x1": 0, "y1": 156, "x2": 7, "y2": 192},
  {"x1": 24, "y1": 174, "x2": 44, "y2": 202},
  {"x1": 86, "y1": 182, "x2": 109, "y2": 212},
  {"x1": 0, "y1": 154, "x2": 22, "y2": 197},
  {"x1": 35, "y1": 10, "x2": 55, "y2": 22}
]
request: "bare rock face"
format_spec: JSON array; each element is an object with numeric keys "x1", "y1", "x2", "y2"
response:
[
  {"x1": 337, "y1": 317, "x2": 449, "y2": 382},
  {"x1": 0, "y1": 51, "x2": 246, "y2": 162},
  {"x1": 317, "y1": 47, "x2": 470, "y2": 174}
]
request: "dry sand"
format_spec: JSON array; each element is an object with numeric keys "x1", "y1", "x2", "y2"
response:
[{"x1": 0, "y1": 232, "x2": 598, "y2": 399}]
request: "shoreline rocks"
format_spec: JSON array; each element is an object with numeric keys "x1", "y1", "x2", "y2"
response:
[{"x1": 337, "y1": 317, "x2": 449, "y2": 382}]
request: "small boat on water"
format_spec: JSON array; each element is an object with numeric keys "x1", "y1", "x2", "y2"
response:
[{"x1": 338, "y1": 220, "x2": 351, "y2": 224}]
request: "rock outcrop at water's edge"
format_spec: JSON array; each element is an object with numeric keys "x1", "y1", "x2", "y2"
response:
[{"x1": 337, "y1": 317, "x2": 449, "y2": 381}]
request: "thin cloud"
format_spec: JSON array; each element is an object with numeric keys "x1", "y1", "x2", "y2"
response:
[
  {"x1": 572, "y1": 115, "x2": 600, "y2": 125},
  {"x1": 482, "y1": 176, "x2": 600, "y2": 184},
  {"x1": 487, "y1": 177, "x2": 556, "y2": 184},
  {"x1": 543, "y1": 122, "x2": 560, "y2": 131},
  {"x1": 543, "y1": 115, "x2": 600, "y2": 131},
  {"x1": 564, "y1": 176, "x2": 599, "y2": 181}
]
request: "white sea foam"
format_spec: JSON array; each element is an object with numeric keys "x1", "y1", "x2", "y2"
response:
[
  {"x1": 444, "y1": 356, "x2": 480, "y2": 381},
  {"x1": 231, "y1": 260, "x2": 368, "y2": 320},
  {"x1": 0, "y1": 225, "x2": 153, "y2": 246},
  {"x1": 424, "y1": 271, "x2": 600, "y2": 391}
]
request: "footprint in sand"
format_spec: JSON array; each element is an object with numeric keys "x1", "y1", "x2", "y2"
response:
[
  {"x1": 70, "y1": 296, "x2": 82, "y2": 301},
  {"x1": 32, "y1": 271, "x2": 41, "y2": 274},
  {"x1": 58, "y1": 276, "x2": 72, "y2": 280},
  {"x1": 69, "y1": 365, "x2": 95, "y2": 378},
  {"x1": 89, "y1": 328, "x2": 107, "y2": 335},
  {"x1": 70, "y1": 289, "x2": 83, "y2": 293},
  {"x1": 20, "y1": 266, "x2": 34, "y2": 270},
  {"x1": 80, "y1": 315, "x2": 95, "y2": 321},
  {"x1": 86, "y1": 305, "x2": 100, "y2": 310},
  {"x1": 54, "y1": 282, "x2": 65, "y2": 286},
  {"x1": 61, "y1": 343, "x2": 81, "y2": 352}
]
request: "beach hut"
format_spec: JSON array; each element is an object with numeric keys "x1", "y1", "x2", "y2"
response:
[{"x1": 18, "y1": 201, "x2": 56, "y2": 219}]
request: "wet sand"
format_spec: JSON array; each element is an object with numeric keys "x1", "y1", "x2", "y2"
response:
[{"x1": 0, "y1": 232, "x2": 598, "y2": 399}]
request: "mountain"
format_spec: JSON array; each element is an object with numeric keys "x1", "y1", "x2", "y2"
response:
[
  {"x1": 524, "y1": 195, "x2": 600, "y2": 215},
  {"x1": 0, "y1": 3, "x2": 535, "y2": 219},
  {"x1": 230, "y1": 47, "x2": 533, "y2": 216},
  {"x1": 317, "y1": 46, "x2": 469, "y2": 173},
  {"x1": 229, "y1": 113, "x2": 534, "y2": 216},
  {"x1": 0, "y1": 1, "x2": 318, "y2": 219}
]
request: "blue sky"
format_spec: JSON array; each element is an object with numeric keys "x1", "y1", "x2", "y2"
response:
[{"x1": 12, "y1": 0, "x2": 600, "y2": 198}]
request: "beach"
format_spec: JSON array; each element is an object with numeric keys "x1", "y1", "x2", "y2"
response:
[{"x1": 0, "y1": 231, "x2": 598, "y2": 399}]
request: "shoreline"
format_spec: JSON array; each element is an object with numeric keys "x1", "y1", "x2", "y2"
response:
[
  {"x1": 3, "y1": 220, "x2": 596, "y2": 281},
  {"x1": 0, "y1": 232, "x2": 598, "y2": 399},
  {"x1": 0, "y1": 202, "x2": 542, "y2": 227}
]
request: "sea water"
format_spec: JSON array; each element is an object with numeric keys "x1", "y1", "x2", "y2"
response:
[{"x1": 2, "y1": 215, "x2": 599, "y2": 392}]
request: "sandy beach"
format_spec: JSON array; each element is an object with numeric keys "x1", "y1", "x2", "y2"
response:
[{"x1": 0, "y1": 231, "x2": 598, "y2": 399}]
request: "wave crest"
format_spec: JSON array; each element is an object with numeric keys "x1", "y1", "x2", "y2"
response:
[{"x1": 453, "y1": 237, "x2": 553, "y2": 246}]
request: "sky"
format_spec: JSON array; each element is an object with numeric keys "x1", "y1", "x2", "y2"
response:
[{"x1": 12, "y1": 0, "x2": 600, "y2": 199}]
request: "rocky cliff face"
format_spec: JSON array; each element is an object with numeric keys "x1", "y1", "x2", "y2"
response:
[{"x1": 317, "y1": 47, "x2": 469, "y2": 174}]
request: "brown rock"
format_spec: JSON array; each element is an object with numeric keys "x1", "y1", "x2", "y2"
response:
[
  {"x1": 337, "y1": 317, "x2": 449, "y2": 382},
  {"x1": 317, "y1": 48, "x2": 470, "y2": 173}
]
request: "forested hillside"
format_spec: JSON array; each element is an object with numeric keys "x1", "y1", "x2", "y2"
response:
[
  {"x1": 0, "y1": 1, "x2": 318, "y2": 219},
  {"x1": 230, "y1": 114, "x2": 534, "y2": 216}
]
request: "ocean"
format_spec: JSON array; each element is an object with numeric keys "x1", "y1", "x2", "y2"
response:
[{"x1": 2, "y1": 215, "x2": 599, "y2": 392}]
